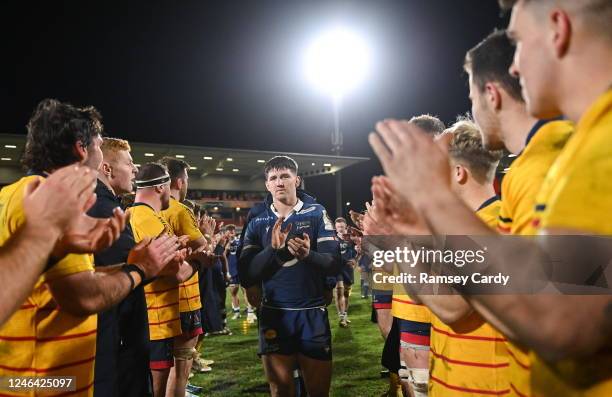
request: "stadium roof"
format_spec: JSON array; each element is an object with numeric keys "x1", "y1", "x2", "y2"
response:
[{"x1": 0, "y1": 134, "x2": 370, "y2": 189}]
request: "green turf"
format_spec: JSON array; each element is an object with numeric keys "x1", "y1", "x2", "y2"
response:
[{"x1": 192, "y1": 273, "x2": 387, "y2": 396}]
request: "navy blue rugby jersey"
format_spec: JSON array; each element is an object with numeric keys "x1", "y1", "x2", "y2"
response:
[
  {"x1": 227, "y1": 237, "x2": 240, "y2": 271},
  {"x1": 339, "y1": 239, "x2": 356, "y2": 263},
  {"x1": 242, "y1": 199, "x2": 339, "y2": 308}
]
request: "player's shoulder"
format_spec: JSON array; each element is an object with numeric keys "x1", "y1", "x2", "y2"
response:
[
  {"x1": 0, "y1": 175, "x2": 41, "y2": 202},
  {"x1": 532, "y1": 119, "x2": 573, "y2": 151}
]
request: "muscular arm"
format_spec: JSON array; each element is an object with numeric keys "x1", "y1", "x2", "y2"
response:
[
  {"x1": 394, "y1": 252, "x2": 475, "y2": 326},
  {"x1": 0, "y1": 223, "x2": 61, "y2": 325},
  {"x1": 47, "y1": 268, "x2": 139, "y2": 317},
  {"x1": 419, "y1": 189, "x2": 496, "y2": 236},
  {"x1": 417, "y1": 190, "x2": 612, "y2": 360},
  {"x1": 187, "y1": 236, "x2": 208, "y2": 251}
]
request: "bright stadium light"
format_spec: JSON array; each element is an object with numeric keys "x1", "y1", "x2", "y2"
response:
[
  {"x1": 304, "y1": 27, "x2": 369, "y2": 99},
  {"x1": 304, "y1": 27, "x2": 369, "y2": 217}
]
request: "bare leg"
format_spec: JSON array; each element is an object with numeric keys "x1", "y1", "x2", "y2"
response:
[
  {"x1": 242, "y1": 287, "x2": 255, "y2": 311},
  {"x1": 298, "y1": 353, "x2": 332, "y2": 397},
  {"x1": 262, "y1": 354, "x2": 298, "y2": 397},
  {"x1": 152, "y1": 368, "x2": 170, "y2": 397},
  {"x1": 376, "y1": 308, "x2": 393, "y2": 340},
  {"x1": 230, "y1": 284, "x2": 240, "y2": 311},
  {"x1": 168, "y1": 335, "x2": 198, "y2": 397},
  {"x1": 400, "y1": 346, "x2": 429, "y2": 397},
  {"x1": 335, "y1": 282, "x2": 345, "y2": 316},
  {"x1": 343, "y1": 284, "x2": 352, "y2": 315}
]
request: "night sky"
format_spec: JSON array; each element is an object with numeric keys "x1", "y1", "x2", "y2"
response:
[{"x1": 6, "y1": 0, "x2": 508, "y2": 218}]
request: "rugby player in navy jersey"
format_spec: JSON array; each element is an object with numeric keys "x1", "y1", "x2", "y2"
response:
[
  {"x1": 332, "y1": 217, "x2": 357, "y2": 328},
  {"x1": 225, "y1": 225, "x2": 257, "y2": 323},
  {"x1": 238, "y1": 156, "x2": 342, "y2": 397}
]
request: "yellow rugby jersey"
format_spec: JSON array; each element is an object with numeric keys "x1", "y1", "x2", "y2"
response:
[
  {"x1": 495, "y1": 119, "x2": 573, "y2": 397},
  {"x1": 392, "y1": 262, "x2": 432, "y2": 323},
  {"x1": 160, "y1": 198, "x2": 202, "y2": 313},
  {"x1": 530, "y1": 89, "x2": 612, "y2": 396},
  {"x1": 429, "y1": 197, "x2": 510, "y2": 396},
  {"x1": 498, "y1": 120, "x2": 573, "y2": 235},
  {"x1": 129, "y1": 203, "x2": 181, "y2": 341},
  {"x1": 0, "y1": 176, "x2": 97, "y2": 397}
]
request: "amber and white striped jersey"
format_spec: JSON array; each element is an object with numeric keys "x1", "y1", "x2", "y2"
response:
[
  {"x1": 129, "y1": 203, "x2": 181, "y2": 341},
  {"x1": 160, "y1": 197, "x2": 202, "y2": 313},
  {"x1": 0, "y1": 175, "x2": 97, "y2": 397}
]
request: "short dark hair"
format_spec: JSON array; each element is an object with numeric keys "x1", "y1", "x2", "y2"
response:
[
  {"x1": 264, "y1": 156, "x2": 298, "y2": 179},
  {"x1": 465, "y1": 30, "x2": 523, "y2": 102},
  {"x1": 335, "y1": 217, "x2": 347, "y2": 224},
  {"x1": 136, "y1": 162, "x2": 168, "y2": 183},
  {"x1": 409, "y1": 114, "x2": 446, "y2": 136},
  {"x1": 23, "y1": 98, "x2": 103, "y2": 172},
  {"x1": 225, "y1": 224, "x2": 236, "y2": 231},
  {"x1": 160, "y1": 157, "x2": 190, "y2": 180}
]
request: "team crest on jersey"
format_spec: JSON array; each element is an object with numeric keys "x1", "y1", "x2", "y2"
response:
[
  {"x1": 297, "y1": 206, "x2": 316, "y2": 215},
  {"x1": 264, "y1": 328, "x2": 277, "y2": 340},
  {"x1": 322, "y1": 210, "x2": 334, "y2": 231},
  {"x1": 294, "y1": 220, "x2": 311, "y2": 231}
]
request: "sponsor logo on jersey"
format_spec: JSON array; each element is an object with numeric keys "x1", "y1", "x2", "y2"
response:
[
  {"x1": 254, "y1": 216, "x2": 275, "y2": 223},
  {"x1": 294, "y1": 220, "x2": 311, "y2": 231}
]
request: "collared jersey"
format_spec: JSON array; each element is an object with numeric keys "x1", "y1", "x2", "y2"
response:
[
  {"x1": 0, "y1": 175, "x2": 97, "y2": 397},
  {"x1": 160, "y1": 198, "x2": 202, "y2": 313},
  {"x1": 498, "y1": 120, "x2": 573, "y2": 235},
  {"x1": 497, "y1": 119, "x2": 573, "y2": 397},
  {"x1": 530, "y1": 89, "x2": 612, "y2": 396},
  {"x1": 242, "y1": 199, "x2": 339, "y2": 308},
  {"x1": 429, "y1": 197, "x2": 509, "y2": 397},
  {"x1": 129, "y1": 203, "x2": 181, "y2": 340}
]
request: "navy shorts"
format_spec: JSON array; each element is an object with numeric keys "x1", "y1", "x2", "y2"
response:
[
  {"x1": 180, "y1": 310, "x2": 203, "y2": 338},
  {"x1": 228, "y1": 261, "x2": 239, "y2": 285},
  {"x1": 398, "y1": 319, "x2": 431, "y2": 349},
  {"x1": 258, "y1": 306, "x2": 332, "y2": 361},
  {"x1": 149, "y1": 337, "x2": 174, "y2": 370},
  {"x1": 338, "y1": 266, "x2": 354, "y2": 286},
  {"x1": 372, "y1": 290, "x2": 392, "y2": 309}
]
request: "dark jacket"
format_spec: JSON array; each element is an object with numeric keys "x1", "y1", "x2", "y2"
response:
[{"x1": 88, "y1": 180, "x2": 151, "y2": 397}]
